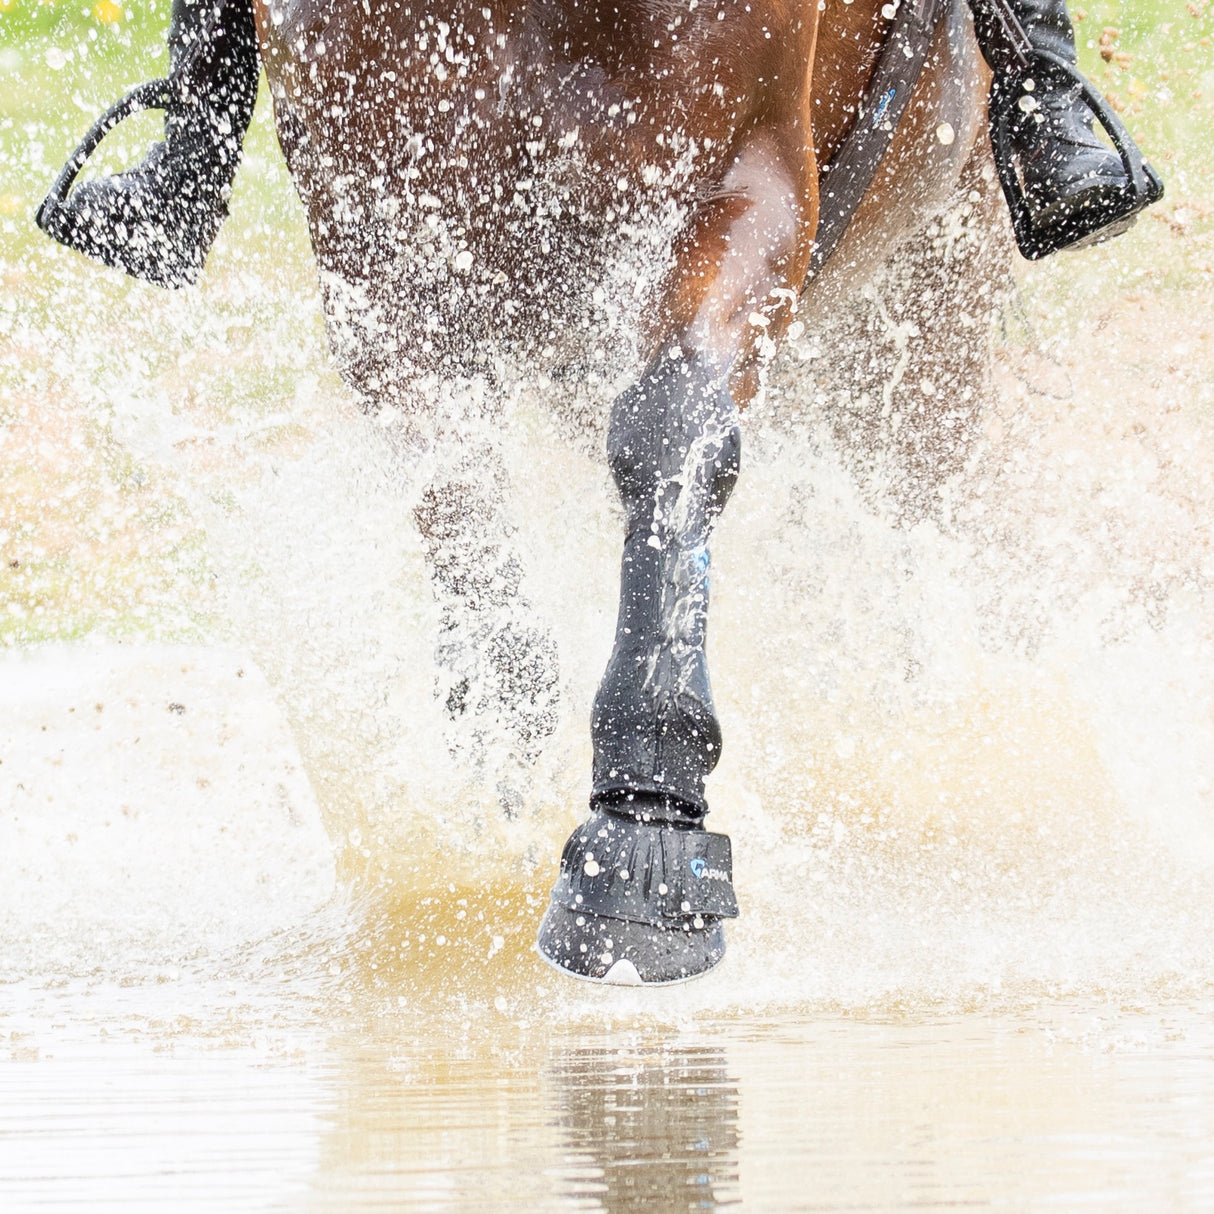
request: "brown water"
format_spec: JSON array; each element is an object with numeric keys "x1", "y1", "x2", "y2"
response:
[{"x1": 6, "y1": 984, "x2": 1214, "y2": 1211}]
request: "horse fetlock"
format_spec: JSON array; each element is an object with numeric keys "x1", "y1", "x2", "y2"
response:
[
  {"x1": 591, "y1": 640, "x2": 722, "y2": 813},
  {"x1": 35, "y1": 0, "x2": 258, "y2": 288}
]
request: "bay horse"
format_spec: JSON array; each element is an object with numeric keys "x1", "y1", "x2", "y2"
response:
[{"x1": 250, "y1": 0, "x2": 999, "y2": 983}]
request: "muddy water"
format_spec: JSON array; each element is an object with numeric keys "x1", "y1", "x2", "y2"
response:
[
  {"x1": 6, "y1": 991, "x2": 1214, "y2": 1210},
  {"x1": 5, "y1": 4, "x2": 1214, "y2": 1210}
]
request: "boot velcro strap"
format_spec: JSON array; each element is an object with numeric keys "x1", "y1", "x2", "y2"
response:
[{"x1": 553, "y1": 813, "x2": 738, "y2": 925}]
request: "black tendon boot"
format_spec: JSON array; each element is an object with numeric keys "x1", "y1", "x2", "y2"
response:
[
  {"x1": 538, "y1": 351, "x2": 742, "y2": 986},
  {"x1": 36, "y1": 0, "x2": 259, "y2": 288},
  {"x1": 970, "y1": 0, "x2": 1162, "y2": 257}
]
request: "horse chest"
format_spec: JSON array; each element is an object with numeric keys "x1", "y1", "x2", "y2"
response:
[{"x1": 264, "y1": 17, "x2": 762, "y2": 369}]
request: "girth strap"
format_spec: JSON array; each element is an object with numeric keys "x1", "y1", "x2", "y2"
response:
[{"x1": 805, "y1": 0, "x2": 952, "y2": 286}]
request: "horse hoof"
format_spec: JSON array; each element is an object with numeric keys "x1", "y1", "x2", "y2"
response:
[
  {"x1": 535, "y1": 808, "x2": 738, "y2": 985},
  {"x1": 536, "y1": 900, "x2": 728, "y2": 985}
]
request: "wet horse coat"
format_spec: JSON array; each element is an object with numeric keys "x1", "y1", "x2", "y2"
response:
[{"x1": 257, "y1": 0, "x2": 987, "y2": 384}]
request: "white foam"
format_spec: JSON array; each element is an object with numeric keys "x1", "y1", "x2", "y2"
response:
[{"x1": 0, "y1": 644, "x2": 335, "y2": 975}]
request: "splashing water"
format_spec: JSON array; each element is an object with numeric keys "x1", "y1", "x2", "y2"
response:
[
  {"x1": 1, "y1": 0, "x2": 1213, "y2": 1026},
  {"x1": 5, "y1": 6, "x2": 1214, "y2": 1211}
]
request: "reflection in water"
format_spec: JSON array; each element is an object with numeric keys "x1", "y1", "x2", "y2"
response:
[
  {"x1": 7, "y1": 1002, "x2": 1214, "y2": 1211},
  {"x1": 7, "y1": 972, "x2": 1214, "y2": 1212},
  {"x1": 546, "y1": 1040, "x2": 739, "y2": 1211},
  {"x1": 296, "y1": 1026, "x2": 740, "y2": 1212}
]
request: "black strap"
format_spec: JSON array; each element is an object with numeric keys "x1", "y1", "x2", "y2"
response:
[{"x1": 805, "y1": 0, "x2": 952, "y2": 286}]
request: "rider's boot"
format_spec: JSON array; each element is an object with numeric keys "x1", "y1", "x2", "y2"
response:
[
  {"x1": 36, "y1": 0, "x2": 259, "y2": 288},
  {"x1": 970, "y1": 0, "x2": 1162, "y2": 256}
]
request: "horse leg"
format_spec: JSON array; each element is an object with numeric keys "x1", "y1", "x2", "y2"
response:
[
  {"x1": 411, "y1": 429, "x2": 560, "y2": 781},
  {"x1": 538, "y1": 131, "x2": 813, "y2": 985}
]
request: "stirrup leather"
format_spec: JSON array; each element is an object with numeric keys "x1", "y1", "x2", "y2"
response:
[{"x1": 990, "y1": 49, "x2": 1164, "y2": 260}]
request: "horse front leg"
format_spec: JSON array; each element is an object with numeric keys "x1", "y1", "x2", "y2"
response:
[
  {"x1": 593, "y1": 348, "x2": 740, "y2": 822},
  {"x1": 400, "y1": 394, "x2": 561, "y2": 808},
  {"x1": 538, "y1": 130, "x2": 815, "y2": 985}
]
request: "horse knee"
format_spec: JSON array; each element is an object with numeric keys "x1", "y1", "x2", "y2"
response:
[{"x1": 607, "y1": 350, "x2": 741, "y2": 536}]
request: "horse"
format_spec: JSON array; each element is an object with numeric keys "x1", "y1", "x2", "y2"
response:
[{"x1": 248, "y1": 0, "x2": 1006, "y2": 983}]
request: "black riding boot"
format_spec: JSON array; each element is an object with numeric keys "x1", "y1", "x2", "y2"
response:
[
  {"x1": 36, "y1": 0, "x2": 259, "y2": 288},
  {"x1": 970, "y1": 0, "x2": 1162, "y2": 257}
]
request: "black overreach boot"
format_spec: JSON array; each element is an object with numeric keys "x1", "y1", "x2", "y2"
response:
[
  {"x1": 537, "y1": 794, "x2": 738, "y2": 986},
  {"x1": 537, "y1": 350, "x2": 742, "y2": 986},
  {"x1": 970, "y1": 0, "x2": 1162, "y2": 257},
  {"x1": 36, "y1": 0, "x2": 259, "y2": 288}
]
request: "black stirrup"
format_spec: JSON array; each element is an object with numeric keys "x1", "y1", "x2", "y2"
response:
[
  {"x1": 989, "y1": 49, "x2": 1164, "y2": 260},
  {"x1": 35, "y1": 80, "x2": 172, "y2": 235}
]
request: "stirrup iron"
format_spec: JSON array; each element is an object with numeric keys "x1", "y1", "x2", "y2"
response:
[
  {"x1": 990, "y1": 49, "x2": 1163, "y2": 259},
  {"x1": 34, "y1": 80, "x2": 171, "y2": 236}
]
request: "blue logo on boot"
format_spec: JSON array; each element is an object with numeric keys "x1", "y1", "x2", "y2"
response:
[{"x1": 689, "y1": 858, "x2": 707, "y2": 878}]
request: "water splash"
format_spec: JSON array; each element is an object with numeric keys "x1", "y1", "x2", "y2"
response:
[{"x1": 3, "y1": 7, "x2": 1214, "y2": 1022}]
